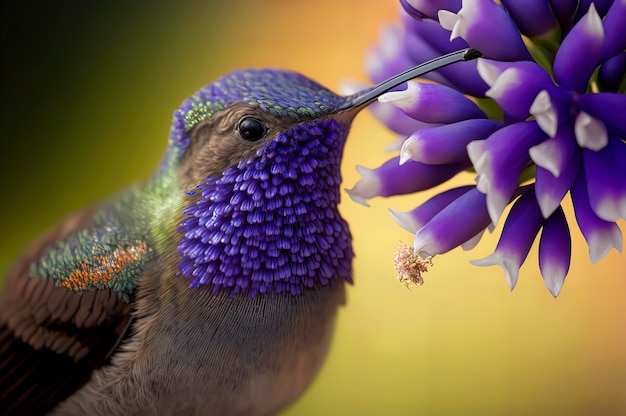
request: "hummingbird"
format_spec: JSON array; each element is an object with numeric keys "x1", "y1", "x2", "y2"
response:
[{"x1": 0, "y1": 49, "x2": 479, "y2": 415}]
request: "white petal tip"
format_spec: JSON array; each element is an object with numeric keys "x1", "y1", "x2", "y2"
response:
[
  {"x1": 537, "y1": 192, "x2": 560, "y2": 219},
  {"x1": 471, "y1": 253, "x2": 521, "y2": 291},
  {"x1": 542, "y1": 267, "x2": 566, "y2": 297},
  {"x1": 583, "y1": 3, "x2": 604, "y2": 40},
  {"x1": 383, "y1": 137, "x2": 405, "y2": 153},
  {"x1": 475, "y1": 174, "x2": 489, "y2": 194},
  {"x1": 575, "y1": 111, "x2": 608, "y2": 151},
  {"x1": 399, "y1": 137, "x2": 418, "y2": 165},
  {"x1": 345, "y1": 166, "x2": 382, "y2": 207},
  {"x1": 588, "y1": 227, "x2": 623, "y2": 263},
  {"x1": 529, "y1": 142, "x2": 561, "y2": 177},
  {"x1": 389, "y1": 209, "x2": 419, "y2": 233},
  {"x1": 413, "y1": 231, "x2": 437, "y2": 258},
  {"x1": 485, "y1": 68, "x2": 521, "y2": 102},
  {"x1": 476, "y1": 59, "x2": 501, "y2": 87},
  {"x1": 344, "y1": 188, "x2": 370, "y2": 207},
  {"x1": 466, "y1": 140, "x2": 488, "y2": 171},
  {"x1": 377, "y1": 82, "x2": 418, "y2": 110},
  {"x1": 530, "y1": 90, "x2": 558, "y2": 138},
  {"x1": 355, "y1": 165, "x2": 372, "y2": 176},
  {"x1": 593, "y1": 197, "x2": 626, "y2": 222},
  {"x1": 437, "y1": 10, "x2": 458, "y2": 32},
  {"x1": 486, "y1": 192, "x2": 508, "y2": 228}
]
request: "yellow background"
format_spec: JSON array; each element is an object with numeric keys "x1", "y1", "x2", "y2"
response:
[{"x1": 1, "y1": 1, "x2": 624, "y2": 415}]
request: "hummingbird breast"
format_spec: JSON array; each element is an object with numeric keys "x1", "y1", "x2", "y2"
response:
[{"x1": 54, "y1": 272, "x2": 346, "y2": 416}]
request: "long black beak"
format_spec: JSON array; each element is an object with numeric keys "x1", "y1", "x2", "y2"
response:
[{"x1": 337, "y1": 48, "x2": 482, "y2": 112}]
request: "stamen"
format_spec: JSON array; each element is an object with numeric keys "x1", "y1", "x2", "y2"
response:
[{"x1": 394, "y1": 241, "x2": 433, "y2": 288}]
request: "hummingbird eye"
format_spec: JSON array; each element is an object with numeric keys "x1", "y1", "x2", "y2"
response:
[{"x1": 236, "y1": 117, "x2": 268, "y2": 142}]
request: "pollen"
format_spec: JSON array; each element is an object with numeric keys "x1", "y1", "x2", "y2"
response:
[
  {"x1": 61, "y1": 242, "x2": 148, "y2": 292},
  {"x1": 394, "y1": 241, "x2": 433, "y2": 289}
]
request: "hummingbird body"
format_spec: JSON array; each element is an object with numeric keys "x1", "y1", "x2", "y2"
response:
[
  {"x1": 0, "y1": 50, "x2": 479, "y2": 415},
  {"x1": 1, "y1": 69, "x2": 354, "y2": 415},
  {"x1": 56, "y1": 268, "x2": 345, "y2": 415}
]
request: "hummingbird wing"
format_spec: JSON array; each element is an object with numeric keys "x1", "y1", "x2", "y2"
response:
[{"x1": 0, "y1": 203, "x2": 152, "y2": 415}]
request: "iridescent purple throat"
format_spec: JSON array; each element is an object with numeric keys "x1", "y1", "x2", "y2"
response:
[{"x1": 178, "y1": 118, "x2": 354, "y2": 297}]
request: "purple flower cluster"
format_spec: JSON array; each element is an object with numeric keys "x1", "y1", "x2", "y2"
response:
[{"x1": 347, "y1": 0, "x2": 625, "y2": 296}]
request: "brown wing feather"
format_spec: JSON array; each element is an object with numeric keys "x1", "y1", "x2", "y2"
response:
[{"x1": 0, "y1": 208, "x2": 135, "y2": 415}]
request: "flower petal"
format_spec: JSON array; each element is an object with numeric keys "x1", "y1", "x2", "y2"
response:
[
  {"x1": 413, "y1": 187, "x2": 492, "y2": 257},
  {"x1": 484, "y1": 61, "x2": 554, "y2": 119},
  {"x1": 530, "y1": 90, "x2": 558, "y2": 137},
  {"x1": 538, "y1": 207, "x2": 571, "y2": 297},
  {"x1": 575, "y1": 0, "x2": 614, "y2": 21},
  {"x1": 598, "y1": 52, "x2": 626, "y2": 92},
  {"x1": 472, "y1": 189, "x2": 545, "y2": 290},
  {"x1": 468, "y1": 121, "x2": 547, "y2": 225},
  {"x1": 577, "y1": 93, "x2": 626, "y2": 138},
  {"x1": 405, "y1": 31, "x2": 489, "y2": 97},
  {"x1": 571, "y1": 172, "x2": 623, "y2": 263},
  {"x1": 401, "y1": 16, "x2": 489, "y2": 97},
  {"x1": 438, "y1": 10, "x2": 461, "y2": 37},
  {"x1": 439, "y1": 0, "x2": 531, "y2": 61},
  {"x1": 400, "y1": 119, "x2": 503, "y2": 165},
  {"x1": 346, "y1": 157, "x2": 469, "y2": 204},
  {"x1": 547, "y1": 0, "x2": 578, "y2": 32},
  {"x1": 389, "y1": 185, "x2": 474, "y2": 233},
  {"x1": 402, "y1": 12, "x2": 469, "y2": 53},
  {"x1": 500, "y1": 0, "x2": 559, "y2": 37},
  {"x1": 476, "y1": 58, "x2": 520, "y2": 87},
  {"x1": 340, "y1": 79, "x2": 442, "y2": 136},
  {"x1": 553, "y1": 3, "x2": 605, "y2": 93},
  {"x1": 574, "y1": 111, "x2": 608, "y2": 151},
  {"x1": 344, "y1": 166, "x2": 379, "y2": 207},
  {"x1": 529, "y1": 88, "x2": 573, "y2": 138},
  {"x1": 602, "y1": 0, "x2": 626, "y2": 59},
  {"x1": 583, "y1": 138, "x2": 626, "y2": 222},
  {"x1": 460, "y1": 228, "x2": 488, "y2": 251},
  {"x1": 465, "y1": 223, "x2": 495, "y2": 250},
  {"x1": 535, "y1": 152, "x2": 580, "y2": 218},
  {"x1": 406, "y1": 0, "x2": 462, "y2": 20},
  {"x1": 374, "y1": 102, "x2": 440, "y2": 136},
  {"x1": 529, "y1": 121, "x2": 577, "y2": 177},
  {"x1": 400, "y1": 0, "x2": 428, "y2": 19},
  {"x1": 378, "y1": 81, "x2": 486, "y2": 124}
]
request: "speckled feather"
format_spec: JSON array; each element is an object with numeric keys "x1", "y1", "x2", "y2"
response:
[{"x1": 28, "y1": 185, "x2": 157, "y2": 303}]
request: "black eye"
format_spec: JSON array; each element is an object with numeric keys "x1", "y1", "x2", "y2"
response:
[{"x1": 237, "y1": 117, "x2": 267, "y2": 142}]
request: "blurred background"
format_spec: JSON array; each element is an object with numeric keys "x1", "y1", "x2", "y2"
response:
[{"x1": 1, "y1": 1, "x2": 624, "y2": 414}]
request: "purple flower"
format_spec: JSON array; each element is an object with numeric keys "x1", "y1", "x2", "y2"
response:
[
  {"x1": 472, "y1": 189, "x2": 545, "y2": 291},
  {"x1": 539, "y1": 206, "x2": 572, "y2": 297},
  {"x1": 348, "y1": 0, "x2": 625, "y2": 296},
  {"x1": 345, "y1": 157, "x2": 469, "y2": 207}
]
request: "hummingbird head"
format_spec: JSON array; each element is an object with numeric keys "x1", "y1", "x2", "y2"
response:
[
  {"x1": 169, "y1": 50, "x2": 480, "y2": 297},
  {"x1": 169, "y1": 68, "x2": 352, "y2": 189}
]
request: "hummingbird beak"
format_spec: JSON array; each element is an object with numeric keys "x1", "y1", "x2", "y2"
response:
[{"x1": 336, "y1": 48, "x2": 481, "y2": 114}]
